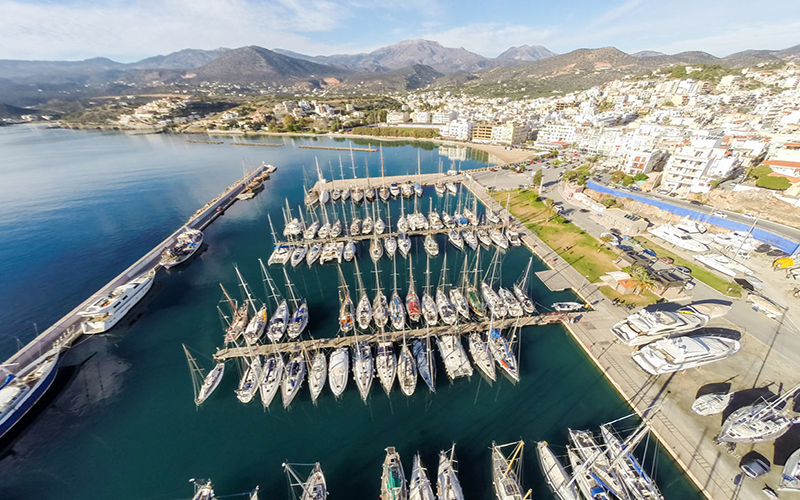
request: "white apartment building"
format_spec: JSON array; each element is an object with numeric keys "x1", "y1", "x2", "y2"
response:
[
  {"x1": 618, "y1": 149, "x2": 666, "y2": 175},
  {"x1": 538, "y1": 123, "x2": 579, "y2": 143},
  {"x1": 491, "y1": 123, "x2": 528, "y2": 145},
  {"x1": 431, "y1": 110, "x2": 457, "y2": 124},
  {"x1": 386, "y1": 111, "x2": 410, "y2": 124},
  {"x1": 442, "y1": 119, "x2": 474, "y2": 141},
  {"x1": 662, "y1": 139, "x2": 739, "y2": 194},
  {"x1": 411, "y1": 111, "x2": 431, "y2": 124}
]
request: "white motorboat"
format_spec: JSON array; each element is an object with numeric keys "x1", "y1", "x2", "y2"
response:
[
  {"x1": 612, "y1": 305, "x2": 709, "y2": 346},
  {"x1": 390, "y1": 182, "x2": 401, "y2": 198},
  {"x1": 691, "y1": 392, "x2": 733, "y2": 416},
  {"x1": 328, "y1": 347, "x2": 349, "y2": 398},
  {"x1": 80, "y1": 270, "x2": 155, "y2": 334},
  {"x1": 506, "y1": 229, "x2": 521, "y2": 247},
  {"x1": 552, "y1": 302, "x2": 582, "y2": 312},
  {"x1": 281, "y1": 352, "x2": 306, "y2": 408},
  {"x1": 160, "y1": 228, "x2": 203, "y2": 269},
  {"x1": 647, "y1": 224, "x2": 709, "y2": 253},
  {"x1": 632, "y1": 334, "x2": 741, "y2": 375}
]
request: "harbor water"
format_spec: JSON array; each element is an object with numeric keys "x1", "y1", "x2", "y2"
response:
[{"x1": 0, "y1": 126, "x2": 701, "y2": 499}]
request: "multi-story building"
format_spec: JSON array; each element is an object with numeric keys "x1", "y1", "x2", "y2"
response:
[
  {"x1": 661, "y1": 139, "x2": 739, "y2": 194},
  {"x1": 537, "y1": 124, "x2": 579, "y2": 144},
  {"x1": 411, "y1": 111, "x2": 431, "y2": 124},
  {"x1": 431, "y1": 110, "x2": 457, "y2": 124},
  {"x1": 471, "y1": 123, "x2": 494, "y2": 143},
  {"x1": 386, "y1": 111, "x2": 410, "y2": 124},
  {"x1": 618, "y1": 149, "x2": 667, "y2": 175}
]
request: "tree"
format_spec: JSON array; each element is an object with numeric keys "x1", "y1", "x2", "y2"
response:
[
  {"x1": 756, "y1": 175, "x2": 792, "y2": 190},
  {"x1": 621, "y1": 175, "x2": 635, "y2": 187},
  {"x1": 626, "y1": 265, "x2": 655, "y2": 295},
  {"x1": 747, "y1": 164, "x2": 773, "y2": 179},
  {"x1": 532, "y1": 169, "x2": 543, "y2": 188},
  {"x1": 602, "y1": 197, "x2": 617, "y2": 207},
  {"x1": 633, "y1": 173, "x2": 648, "y2": 182}
]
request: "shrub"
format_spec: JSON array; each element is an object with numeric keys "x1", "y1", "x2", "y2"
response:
[{"x1": 756, "y1": 176, "x2": 792, "y2": 190}]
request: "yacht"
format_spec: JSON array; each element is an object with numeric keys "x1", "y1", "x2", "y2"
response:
[
  {"x1": 353, "y1": 188, "x2": 364, "y2": 204},
  {"x1": 717, "y1": 386, "x2": 800, "y2": 443},
  {"x1": 375, "y1": 217, "x2": 386, "y2": 235},
  {"x1": 243, "y1": 305, "x2": 268, "y2": 345},
  {"x1": 161, "y1": 229, "x2": 203, "y2": 269},
  {"x1": 0, "y1": 348, "x2": 59, "y2": 438},
  {"x1": 320, "y1": 241, "x2": 344, "y2": 264},
  {"x1": 567, "y1": 446, "x2": 612, "y2": 500},
  {"x1": 256, "y1": 352, "x2": 282, "y2": 408},
  {"x1": 600, "y1": 425, "x2": 664, "y2": 500},
  {"x1": 373, "y1": 290, "x2": 389, "y2": 329},
  {"x1": 446, "y1": 181, "x2": 458, "y2": 194},
  {"x1": 317, "y1": 222, "x2": 331, "y2": 239},
  {"x1": 381, "y1": 447, "x2": 408, "y2": 500},
  {"x1": 328, "y1": 347, "x2": 349, "y2": 398},
  {"x1": 632, "y1": 334, "x2": 741, "y2": 375},
  {"x1": 429, "y1": 210, "x2": 443, "y2": 231},
  {"x1": 380, "y1": 185, "x2": 391, "y2": 202},
  {"x1": 81, "y1": 270, "x2": 155, "y2": 334},
  {"x1": 487, "y1": 210, "x2": 501, "y2": 224},
  {"x1": 390, "y1": 291, "x2": 406, "y2": 331},
  {"x1": 191, "y1": 480, "x2": 216, "y2": 500},
  {"x1": 647, "y1": 224, "x2": 709, "y2": 253},
  {"x1": 331, "y1": 187, "x2": 341, "y2": 202},
  {"x1": 612, "y1": 305, "x2": 709, "y2": 346},
  {"x1": 465, "y1": 284, "x2": 486, "y2": 318}
]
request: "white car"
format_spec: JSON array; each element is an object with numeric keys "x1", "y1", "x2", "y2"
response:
[
  {"x1": 741, "y1": 213, "x2": 757, "y2": 220},
  {"x1": 711, "y1": 210, "x2": 727, "y2": 218}
]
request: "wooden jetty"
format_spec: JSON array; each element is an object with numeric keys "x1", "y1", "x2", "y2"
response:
[
  {"x1": 273, "y1": 223, "x2": 499, "y2": 247},
  {"x1": 311, "y1": 172, "x2": 461, "y2": 193},
  {"x1": 299, "y1": 145, "x2": 377, "y2": 152},
  {"x1": 231, "y1": 142, "x2": 283, "y2": 147},
  {"x1": 213, "y1": 312, "x2": 581, "y2": 360}
]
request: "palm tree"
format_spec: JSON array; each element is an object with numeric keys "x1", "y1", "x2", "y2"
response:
[{"x1": 628, "y1": 265, "x2": 655, "y2": 295}]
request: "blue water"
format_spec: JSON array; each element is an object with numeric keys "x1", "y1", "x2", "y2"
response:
[{"x1": 0, "y1": 126, "x2": 700, "y2": 499}]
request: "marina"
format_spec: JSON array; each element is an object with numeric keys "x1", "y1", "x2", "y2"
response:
[{"x1": 0, "y1": 129, "x2": 701, "y2": 500}]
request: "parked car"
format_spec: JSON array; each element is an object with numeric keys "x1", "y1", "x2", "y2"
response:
[
  {"x1": 629, "y1": 186, "x2": 641, "y2": 192},
  {"x1": 740, "y1": 453, "x2": 770, "y2": 479},
  {"x1": 689, "y1": 200, "x2": 703, "y2": 205},
  {"x1": 741, "y1": 213, "x2": 757, "y2": 220},
  {"x1": 659, "y1": 256, "x2": 674, "y2": 265},
  {"x1": 673, "y1": 265, "x2": 692, "y2": 275},
  {"x1": 642, "y1": 248, "x2": 657, "y2": 259},
  {"x1": 711, "y1": 210, "x2": 727, "y2": 218}
]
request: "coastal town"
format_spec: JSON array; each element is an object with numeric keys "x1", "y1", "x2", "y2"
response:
[{"x1": 3, "y1": 7, "x2": 800, "y2": 499}]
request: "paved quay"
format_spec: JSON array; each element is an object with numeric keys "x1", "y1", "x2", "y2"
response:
[{"x1": 461, "y1": 175, "x2": 789, "y2": 499}]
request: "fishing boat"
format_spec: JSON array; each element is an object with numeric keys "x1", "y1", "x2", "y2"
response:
[
  {"x1": 259, "y1": 352, "x2": 283, "y2": 408},
  {"x1": 780, "y1": 447, "x2": 800, "y2": 491},
  {"x1": 477, "y1": 229, "x2": 491, "y2": 248},
  {"x1": 344, "y1": 241, "x2": 356, "y2": 262},
  {"x1": 308, "y1": 350, "x2": 327, "y2": 404},
  {"x1": 611, "y1": 305, "x2": 710, "y2": 346},
  {"x1": 370, "y1": 238, "x2": 384, "y2": 262},
  {"x1": 717, "y1": 385, "x2": 800, "y2": 443},
  {"x1": 468, "y1": 332, "x2": 496, "y2": 383},
  {"x1": 236, "y1": 355, "x2": 261, "y2": 404},
  {"x1": 328, "y1": 347, "x2": 349, "y2": 398},
  {"x1": 488, "y1": 325, "x2": 519, "y2": 383},
  {"x1": 376, "y1": 339, "x2": 397, "y2": 395},
  {"x1": 390, "y1": 182, "x2": 401, "y2": 198},
  {"x1": 306, "y1": 242, "x2": 322, "y2": 266},
  {"x1": 499, "y1": 287, "x2": 524, "y2": 317},
  {"x1": 490, "y1": 228, "x2": 509, "y2": 249},
  {"x1": 491, "y1": 441, "x2": 530, "y2": 500},
  {"x1": 600, "y1": 423, "x2": 664, "y2": 500},
  {"x1": 513, "y1": 259, "x2": 536, "y2": 315},
  {"x1": 552, "y1": 302, "x2": 582, "y2": 312},
  {"x1": 184, "y1": 345, "x2": 224, "y2": 406},
  {"x1": 284, "y1": 462, "x2": 328, "y2": 500},
  {"x1": 437, "y1": 335, "x2": 473, "y2": 380},
  {"x1": 304, "y1": 220, "x2": 320, "y2": 240},
  {"x1": 691, "y1": 392, "x2": 733, "y2": 416},
  {"x1": 80, "y1": 269, "x2": 156, "y2": 334},
  {"x1": 481, "y1": 282, "x2": 508, "y2": 319},
  {"x1": 281, "y1": 352, "x2": 306, "y2": 408},
  {"x1": 536, "y1": 441, "x2": 580, "y2": 500},
  {"x1": 161, "y1": 228, "x2": 203, "y2": 269},
  {"x1": 413, "y1": 335, "x2": 436, "y2": 392},
  {"x1": 437, "y1": 445, "x2": 465, "y2": 500},
  {"x1": 382, "y1": 447, "x2": 408, "y2": 500},
  {"x1": 397, "y1": 339, "x2": 417, "y2": 397},
  {"x1": 0, "y1": 348, "x2": 59, "y2": 438},
  {"x1": 424, "y1": 234, "x2": 439, "y2": 257},
  {"x1": 291, "y1": 245, "x2": 308, "y2": 267},
  {"x1": 410, "y1": 453, "x2": 436, "y2": 500},
  {"x1": 352, "y1": 338, "x2": 374, "y2": 403},
  {"x1": 632, "y1": 334, "x2": 741, "y2": 375},
  {"x1": 448, "y1": 229, "x2": 464, "y2": 251}
]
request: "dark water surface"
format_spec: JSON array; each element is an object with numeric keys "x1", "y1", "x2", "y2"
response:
[{"x1": 0, "y1": 126, "x2": 700, "y2": 499}]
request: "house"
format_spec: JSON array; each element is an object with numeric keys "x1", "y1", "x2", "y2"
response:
[{"x1": 618, "y1": 149, "x2": 667, "y2": 175}]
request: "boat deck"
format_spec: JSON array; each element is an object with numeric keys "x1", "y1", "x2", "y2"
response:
[{"x1": 213, "y1": 312, "x2": 580, "y2": 360}]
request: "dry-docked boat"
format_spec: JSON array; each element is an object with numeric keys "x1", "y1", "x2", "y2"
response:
[
  {"x1": 632, "y1": 334, "x2": 741, "y2": 375},
  {"x1": 161, "y1": 228, "x2": 203, "y2": 269},
  {"x1": 612, "y1": 305, "x2": 710, "y2": 346},
  {"x1": 552, "y1": 302, "x2": 582, "y2": 312},
  {"x1": 691, "y1": 392, "x2": 733, "y2": 416},
  {"x1": 717, "y1": 385, "x2": 800, "y2": 443},
  {"x1": 779, "y1": 447, "x2": 800, "y2": 491}
]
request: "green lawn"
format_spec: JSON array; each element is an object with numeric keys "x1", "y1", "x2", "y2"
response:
[
  {"x1": 598, "y1": 286, "x2": 660, "y2": 307},
  {"x1": 639, "y1": 237, "x2": 742, "y2": 297}
]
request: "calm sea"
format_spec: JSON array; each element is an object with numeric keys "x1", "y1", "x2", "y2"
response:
[{"x1": 0, "y1": 126, "x2": 700, "y2": 499}]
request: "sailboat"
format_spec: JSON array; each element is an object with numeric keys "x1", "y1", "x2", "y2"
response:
[
  {"x1": 397, "y1": 334, "x2": 417, "y2": 397},
  {"x1": 435, "y1": 160, "x2": 446, "y2": 197},
  {"x1": 448, "y1": 228, "x2": 464, "y2": 251},
  {"x1": 339, "y1": 157, "x2": 350, "y2": 202},
  {"x1": 220, "y1": 283, "x2": 249, "y2": 344},
  {"x1": 370, "y1": 237, "x2": 384, "y2": 262},
  {"x1": 398, "y1": 196, "x2": 410, "y2": 233},
  {"x1": 190, "y1": 480, "x2": 216, "y2": 500},
  {"x1": 491, "y1": 441, "x2": 530, "y2": 500},
  {"x1": 283, "y1": 200, "x2": 303, "y2": 238},
  {"x1": 261, "y1": 262, "x2": 289, "y2": 343},
  {"x1": 268, "y1": 214, "x2": 294, "y2": 266},
  {"x1": 482, "y1": 250, "x2": 508, "y2": 318},
  {"x1": 567, "y1": 446, "x2": 611, "y2": 500},
  {"x1": 362, "y1": 204, "x2": 374, "y2": 235},
  {"x1": 468, "y1": 331, "x2": 496, "y2": 383},
  {"x1": 536, "y1": 441, "x2": 580, "y2": 500},
  {"x1": 329, "y1": 345, "x2": 349, "y2": 399},
  {"x1": 306, "y1": 241, "x2": 322, "y2": 266},
  {"x1": 373, "y1": 261, "x2": 389, "y2": 329},
  {"x1": 382, "y1": 447, "x2": 408, "y2": 500},
  {"x1": 491, "y1": 227, "x2": 509, "y2": 249},
  {"x1": 284, "y1": 462, "x2": 328, "y2": 500},
  {"x1": 568, "y1": 429, "x2": 627, "y2": 499},
  {"x1": 436, "y1": 255, "x2": 457, "y2": 326},
  {"x1": 424, "y1": 234, "x2": 439, "y2": 257},
  {"x1": 465, "y1": 251, "x2": 486, "y2": 318},
  {"x1": 236, "y1": 353, "x2": 261, "y2": 404},
  {"x1": 437, "y1": 445, "x2": 465, "y2": 500},
  {"x1": 344, "y1": 240, "x2": 357, "y2": 262},
  {"x1": 307, "y1": 348, "x2": 327, "y2": 404},
  {"x1": 355, "y1": 258, "x2": 372, "y2": 331},
  {"x1": 379, "y1": 147, "x2": 391, "y2": 202},
  {"x1": 488, "y1": 322, "x2": 520, "y2": 383},
  {"x1": 462, "y1": 230, "x2": 478, "y2": 251},
  {"x1": 350, "y1": 146, "x2": 364, "y2": 204},
  {"x1": 376, "y1": 337, "x2": 397, "y2": 396},
  {"x1": 398, "y1": 232, "x2": 411, "y2": 258},
  {"x1": 513, "y1": 258, "x2": 536, "y2": 315},
  {"x1": 414, "y1": 157, "x2": 424, "y2": 198},
  {"x1": 183, "y1": 345, "x2": 224, "y2": 406},
  {"x1": 384, "y1": 204, "x2": 397, "y2": 258},
  {"x1": 409, "y1": 453, "x2": 436, "y2": 500},
  {"x1": 284, "y1": 269, "x2": 309, "y2": 339},
  {"x1": 365, "y1": 158, "x2": 376, "y2": 202},
  {"x1": 236, "y1": 267, "x2": 266, "y2": 346},
  {"x1": 291, "y1": 244, "x2": 308, "y2": 267},
  {"x1": 259, "y1": 349, "x2": 283, "y2": 408},
  {"x1": 442, "y1": 211, "x2": 455, "y2": 229},
  {"x1": 600, "y1": 421, "x2": 664, "y2": 500},
  {"x1": 477, "y1": 227, "x2": 492, "y2": 249},
  {"x1": 316, "y1": 159, "x2": 330, "y2": 205},
  {"x1": 338, "y1": 267, "x2": 355, "y2": 333},
  {"x1": 281, "y1": 350, "x2": 306, "y2": 408},
  {"x1": 318, "y1": 206, "x2": 331, "y2": 239},
  {"x1": 499, "y1": 286, "x2": 524, "y2": 317},
  {"x1": 436, "y1": 334, "x2": 473, "y2": 381},
  {"x1": 428, "y1": 198, "x2": 443, "y2": 230},
  {"x1": 352, "y1": 332, "x2": 374, "y2": 403},
  {"x1": 390, "y1": 258, "x2": 406, "y2": 331},
  {"x1": 413, "y1": 328, "x2": 436, "y2": 392},
  {"x1": 716, "y1": 384, "x2": 800, "y2": 443},
  {"x1": 406, "y1": 259, "x2": 422, "y2": 323},
  {"x1": 375, "y1": 202, "x2": 387, "y2": 235},
  {"x1": 422, "y1": 254, "x2": 438, "y2": 326},
  {"x1": 450, "y1": 255, "x2": 470, "y2": 320}
]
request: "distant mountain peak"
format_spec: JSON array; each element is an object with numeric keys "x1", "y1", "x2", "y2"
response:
[
  {"x1": 496, "y1": 45, "x2": 556, "y2": 63},
  {"x1": 631, "y1": 50, "x2": 665, "y2": 58}
]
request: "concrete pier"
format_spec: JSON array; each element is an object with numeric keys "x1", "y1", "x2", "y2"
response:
[
  {"x1": 213, "y1": 312, "x2": 578, "y2": 360},
  {"x1": 3, "y1": 164, "x2": 271, "y2": 371}
]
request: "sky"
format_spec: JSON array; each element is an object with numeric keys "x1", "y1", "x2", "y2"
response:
[{"x1": 1, "y1": 0, "x2": 800, "y2": 61}]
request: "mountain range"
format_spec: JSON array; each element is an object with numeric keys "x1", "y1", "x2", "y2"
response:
[{"x1": 0, "y1": 39, "x2": 798, "y2": 110}]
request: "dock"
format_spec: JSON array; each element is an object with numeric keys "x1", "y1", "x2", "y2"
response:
[
  {"x1": 312, "y1": 172, "x2": 458, "y2": 193},
  {"x1": 231, "y1": 142, "x2": 284, "y2": 147},
  {"x1": 213, "y1": 312, "x2": 579, "y2": 360},
  {"x1": 273, "y1": 223, "x2": 500, "y2": 247},
  {"x1": 299, "y1": 145, "x2": 377, "y2": 152},
  {"x1": 2, "y1": 164, "x2": 272, "y2": 371}
]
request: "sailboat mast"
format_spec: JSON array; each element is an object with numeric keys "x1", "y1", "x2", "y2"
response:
[{"x1": 219, "y1": 283, "x2": 237, "y2": 312}]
